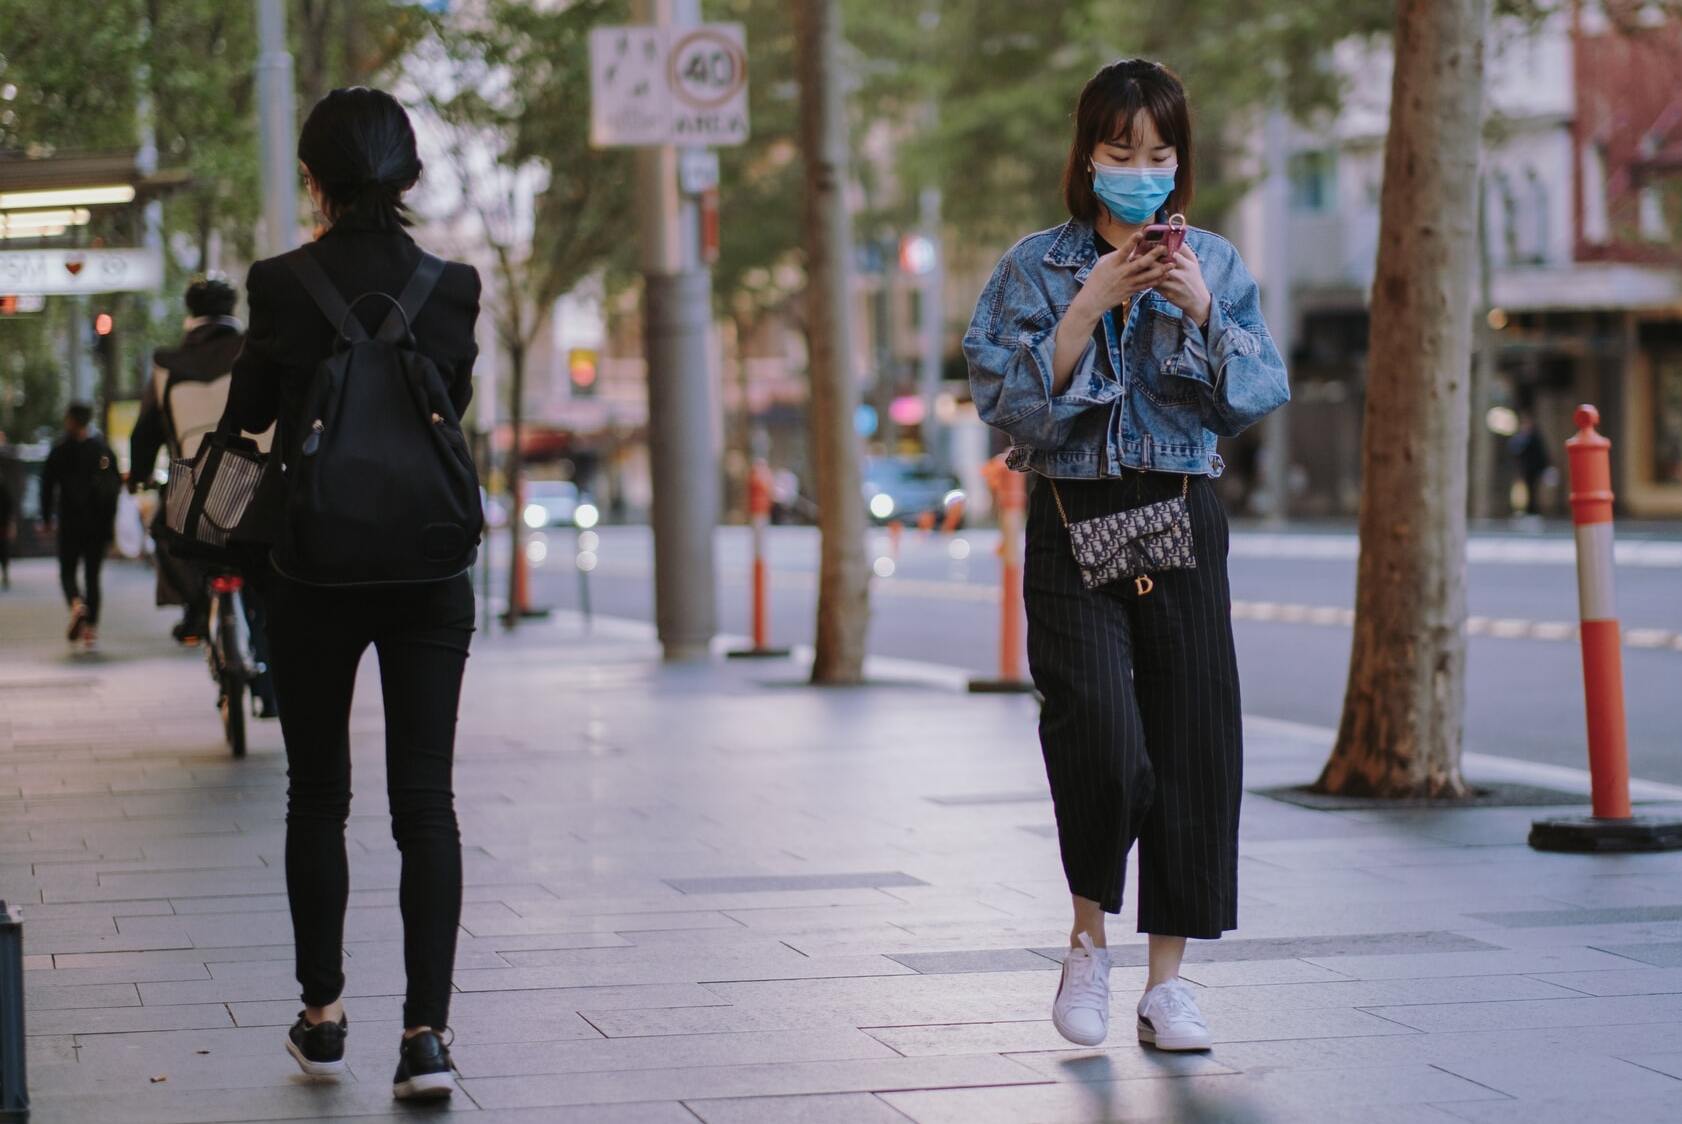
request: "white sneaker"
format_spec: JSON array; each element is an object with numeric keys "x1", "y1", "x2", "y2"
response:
[
  {"x1": 1052, "y1": 932, "x2": 1111, "y2": 1046},
  {"x1": 1137, "y1": 978, "x2": 1213, "y2": 1051}
]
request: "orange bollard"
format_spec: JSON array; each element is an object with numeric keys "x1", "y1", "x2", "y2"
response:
[
  {"x1": 504, "y1": 475, "x2": 552, "y2": 625},
  {"x1": 1530, "y1": 405, "x2": 1681, "y2": 852},
  {"x1": 887, "y1": 520, "x2": 903, "y2": 560},
  {"x1": 727, "y1": 459, "x2": 791, "y2": 660},
  {"x1": 917, "y1": 511, "x2": 937, "y2": 534},
  {"x1": 1567, "y1": 405, "x2": 1629, "y2": 820},
  {"x1": 969, "y1": 456, "x2": 1036, "y2": 694}
]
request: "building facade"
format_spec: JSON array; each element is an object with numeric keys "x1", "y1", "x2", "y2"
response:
[{"x1": 1236, "y1": 3, "x2": 1682, "y2": 519}]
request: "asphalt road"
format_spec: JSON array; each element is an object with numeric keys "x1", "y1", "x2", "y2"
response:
[{"x1": 507, "y1": 522, "x2": 1682, "y2": 786}]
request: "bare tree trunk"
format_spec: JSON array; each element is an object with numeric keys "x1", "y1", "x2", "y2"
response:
[
  {"x1": 293, "y1": 0, "x2": 331, "y2": 114},
  {"x1": 1316, "y1": 0, "x2": 1489, "y2": 798},
  {"x1": 795, "y1": 0, "x2": 870, "y2": 684}
]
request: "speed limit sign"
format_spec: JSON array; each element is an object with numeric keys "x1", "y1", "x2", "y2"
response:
[
  {"x1": 590, "y1": 23, "x2": 749, "y2": 147},
  {"x1": 669, "y1": 29, "x2": 747, "y2": 112}
]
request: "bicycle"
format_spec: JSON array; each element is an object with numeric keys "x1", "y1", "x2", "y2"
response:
[{"x1": 205, "y1": 571, "x2": 261, "y2": 757}]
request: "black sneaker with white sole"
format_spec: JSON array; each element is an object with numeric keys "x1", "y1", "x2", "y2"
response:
[
  {"x1": 286, "y1": 1011, "x2": 348, "y2": 1077},
  {"x1": 392, "y1": 1029, "x2": 456, "y2": 1100}
]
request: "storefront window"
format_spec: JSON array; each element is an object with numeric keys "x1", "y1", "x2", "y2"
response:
[
  {"x1": 1656, "y1": 350, "x2": 1682, "y2": 484},
  {"x1": 1289, "y1": 151, "x2": 1337, "y2": 214}
]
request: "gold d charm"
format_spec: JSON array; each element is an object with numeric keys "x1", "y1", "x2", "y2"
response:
[{"x1": 1134, "y1": 574, "x2": 1155, "y2": 596}]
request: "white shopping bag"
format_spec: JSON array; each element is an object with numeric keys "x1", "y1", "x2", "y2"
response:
[{"x1": 114, "y1": 490, "x2": 145, "y2": 559}]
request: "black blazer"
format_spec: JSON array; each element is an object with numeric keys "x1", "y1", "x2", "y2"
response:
[{"x1": 222, "y1": 223, "x2": 480, "y2": 450}]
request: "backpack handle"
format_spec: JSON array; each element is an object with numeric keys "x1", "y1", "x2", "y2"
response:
[
  {"x1": 285, "y1": 249, "x2": 445, "y2": 349},
  {"x1": 338, "y1": 292, "x2": 414, "y2": 348}
]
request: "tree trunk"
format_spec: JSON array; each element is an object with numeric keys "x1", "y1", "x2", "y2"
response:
[
  {"x1": 503, "y1": 341, "x2": 526, "y2": 631},
  {"x1": 294, "y1": 0, "x2": 330, "y2": 115},
  {"x1": 795, "y1": 0, "x2": 870, "y2": 684},
  {"x1": 1316, "y1": 0, "x2": 1489, "y2": 798}
]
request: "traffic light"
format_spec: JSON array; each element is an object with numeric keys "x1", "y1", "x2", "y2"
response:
[
  {"x1": 92, "y1": 311, "x2": 115, "y2": 361},
  {"x1": 568, "y1": 348, "x2": 598, "y2": 397}
]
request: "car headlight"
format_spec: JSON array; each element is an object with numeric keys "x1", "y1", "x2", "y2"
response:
[
  {"x1": 523, "y1": 503, "x2": 548, "y2": 529},
  {"x1": 868, "y1": 493, "x2": 895, "y2": 519},
  {"x1": 575, "y1": 502, "x2": 600, "y2": 530}
]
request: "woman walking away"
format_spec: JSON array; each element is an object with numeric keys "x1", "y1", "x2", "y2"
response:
[
  {"x1": 220, "y1": 86, "x2": 482, "y2": 1100},
  {"x1": 964, "y1": 59, "x2": 1288, "y2": 1051}
]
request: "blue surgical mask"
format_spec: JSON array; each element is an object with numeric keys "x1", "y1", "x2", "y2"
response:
[{"x1": 1092, "y1": 162, "x2": 1176, "y2": 224}]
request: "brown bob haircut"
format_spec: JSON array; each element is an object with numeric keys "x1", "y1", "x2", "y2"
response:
[{"x1": 1062, "y1": 58, "x2": 1195, "y2": 223}]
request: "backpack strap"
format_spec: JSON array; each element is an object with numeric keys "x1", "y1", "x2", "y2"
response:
[
  {"x1": 283, "y1": 250, "x2": 371, "y2": 344},
  {"x1": 376, "y1": 253, "x2": 446, "y2": 342}
]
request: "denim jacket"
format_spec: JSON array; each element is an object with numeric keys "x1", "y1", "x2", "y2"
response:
[{"x1": 964, "y1": 218, "x2": 1289, "y2": 478}]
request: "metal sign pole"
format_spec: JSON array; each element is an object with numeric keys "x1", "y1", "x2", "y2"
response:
[
  {"x1": 631, "y1": 0, "x2": 721, "y2": 662},
  {"x1": 255, "y1": 0, "x2": 299, "y2": 257}
]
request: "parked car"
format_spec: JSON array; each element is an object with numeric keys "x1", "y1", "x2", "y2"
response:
[
  {"x1": 861, "y1": 456, "x2": 965, "y2": 526},
  {"x1": 770, "y1": 467, "x2": 818, "y2": 525},
  {"x1": 522, "y1": 479, "x2": 582, "y2": 528}
]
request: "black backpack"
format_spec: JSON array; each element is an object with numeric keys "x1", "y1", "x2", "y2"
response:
[{"x1": 274, "y1": 250, "x2": 483, "y2": 586}]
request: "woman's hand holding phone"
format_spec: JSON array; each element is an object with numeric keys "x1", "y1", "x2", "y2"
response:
[
  {"x1": 1155, "y1": 245, "x2": 1212, "y2": 329},
  {"x1": 1078, "y1": 232, "x2": 1171, "y2": 317}
]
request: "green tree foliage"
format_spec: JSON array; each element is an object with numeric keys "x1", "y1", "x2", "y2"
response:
[
  {"x1": 666, "y1": 0, "x2": 1400, "y2": 321},
  {"x1": 419, "y1": 0, "x2": 635, "y2": 350},
  {"x1": 709, "y1": 0, "x2": 805, "y2": 316},
  {"x1": 0, "y1": 0, "x2": 427, "y2": 423},
  {"x1": 146, "y1": 0, "x2": 260, "y2": 271},
  {"x1": 872, "y1": 0, "x2": 1396, "y2": 256},
  {"x1": 0, "y1": 1, "x2": 144, "y2": 152}
]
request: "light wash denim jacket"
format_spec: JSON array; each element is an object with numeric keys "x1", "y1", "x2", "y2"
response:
[{"x1": 964, "y1": 218, "x2": 1289, "y2": 478}]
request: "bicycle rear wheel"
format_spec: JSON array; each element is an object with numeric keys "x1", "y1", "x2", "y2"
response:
[{"x1": 221, "y1": 673, "x2": 246, "y2": 758}]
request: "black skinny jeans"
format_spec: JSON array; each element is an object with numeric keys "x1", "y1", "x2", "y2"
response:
[
  {"x1": 268, "y1": 573, "x2": 475, "y2": 1029},
  {"x1": 57, "y1": 529, "x2": 107, "y2": 624}
]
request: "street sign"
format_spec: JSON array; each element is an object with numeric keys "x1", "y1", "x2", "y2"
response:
[
  {"x1": 0, "y1": 247, "x2": 163, "y2": 295},
  {"x1": 679, "y1": 148, "x2": 720, "y2": 194},
  {"x1": 589, "y1": 23, "x2": 748, "y2": 148}
]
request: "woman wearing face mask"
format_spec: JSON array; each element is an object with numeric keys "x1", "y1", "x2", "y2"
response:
[{"x1": 964, "y1": 59, "x2": 1288, "y2": 1051}]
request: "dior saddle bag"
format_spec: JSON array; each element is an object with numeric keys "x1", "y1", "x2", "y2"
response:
[{"x1": 1046, "y1": 474, "x2": 1197, "y2": 595}]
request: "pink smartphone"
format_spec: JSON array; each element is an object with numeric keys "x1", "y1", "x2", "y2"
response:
[{"x1": 1138, "y1": 213, "x2": 1187, "y2": 257}]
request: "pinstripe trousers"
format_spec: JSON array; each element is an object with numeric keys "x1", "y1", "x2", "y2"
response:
[{"x1": 1023, "y1": 470, "x2": 1242, "y2": 939}]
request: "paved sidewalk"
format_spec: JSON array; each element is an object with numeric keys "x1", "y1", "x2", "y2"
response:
[{"x1": 3, "y1": 557, "x2": 1681, "y2": 1123}]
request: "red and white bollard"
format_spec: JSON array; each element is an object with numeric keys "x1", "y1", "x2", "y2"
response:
[
  {"x1": 1530, "y1": 405, "x2": 1682, "y2": 851},
  {"x1": 727, "y1": 459, "x2": 791, "y2": 660},
  {"x1": 969, "y1": 456, "x2": 1035, "y2": 694}
]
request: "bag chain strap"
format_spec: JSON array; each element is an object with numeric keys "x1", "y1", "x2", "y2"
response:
[{"x1": 1046, "y1": 472, "x2": 1189, "y2": 529}]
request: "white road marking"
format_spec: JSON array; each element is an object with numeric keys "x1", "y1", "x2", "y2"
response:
[{"x1": 577, "y1": 554, "x2": 1681, "y2": 654}]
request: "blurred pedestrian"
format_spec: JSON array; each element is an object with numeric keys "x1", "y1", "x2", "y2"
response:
[
  {"x1": 219, "y1": 86, "x2": 479, "y2": 1100},
  {"x1": 130, "y1": 276, "x2": 245, "y2": 644},
  {"x1": 965, "y1": 59, "x2": 1289, "y2": 1052},
  {"x1": 1509, "y1": 411, "x2": 1552, "y2": 517},
  {"x1": 0, "y1": 469, "x2": 14, "y2": 590},
  {"x1": 39, "y1": 403, "x2": 120, "y2": 650}
]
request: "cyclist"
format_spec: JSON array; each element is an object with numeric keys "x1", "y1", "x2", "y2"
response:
[{"x1": 131, "y1": 277, "x2": 278, "y2": 716}]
